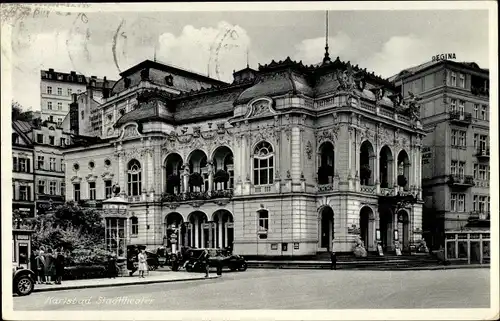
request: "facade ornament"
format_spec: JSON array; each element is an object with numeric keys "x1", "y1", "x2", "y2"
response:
[
  {"x1": 122, "y1": 124, "x2": 140, "y2": 139},
  {"x1": 305, "y1": 141, "x2": 313, "y2": 160},
  {"x1": 336, "y1": 63, "x2": 355, "y2": 91},
  {"x1": 216, "y1": 123, "x2": 225, "y2": 134},
  {"x1": 405, "y1": 91, "x2": 422, "y2": 121},
  {"x1": 284, "y1": 127, "x2": 292, "y2": 141},
  {"x1": 248, "y1": 98, "x2": 275, "y2": 118},
  {"x1": 192, "y1": 126, "x2": 201, "y2": 138},
  {"x1": 286, "y1": 170, "x2": 291, "y2": 179}
]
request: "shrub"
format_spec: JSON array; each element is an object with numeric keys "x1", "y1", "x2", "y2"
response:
[
  {"x1": 397, "y1": 175, "x2": 408, "y2": 187},
  {"x1": 214, "y1": 169, "x2": 230, "y2": 183},
  {"x1": 189, "y1": 172, "x2": 204, "y2": 187}
]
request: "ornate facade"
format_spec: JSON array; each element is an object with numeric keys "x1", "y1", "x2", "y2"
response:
[{"x1": 64, "y1": 57, "x2": 425, "y2": 257}]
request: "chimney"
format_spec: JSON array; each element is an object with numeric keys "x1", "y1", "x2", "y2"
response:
[
  {"x1": 69, "y1": 95, "x2": 80, "y2": 135},
  {"x1": 72, "y1": 93, "x2": 78, "y2": 102},
  {"x1": 49, "y1": 68, "x2": 54, "y2": 72}
]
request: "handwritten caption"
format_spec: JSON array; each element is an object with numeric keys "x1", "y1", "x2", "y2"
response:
[{"x1": 1, "y1": 4, "x2": 90, "y2": 25}]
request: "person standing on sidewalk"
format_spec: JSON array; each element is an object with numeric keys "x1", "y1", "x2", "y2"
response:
[
  {"x1": 330, "y1": 238, "x2": 337, "y2": 270},
  {"x1": 203, "y1": 249, "x2": 210, "y2": 278},
  {"x1": 44, "y1": 248, "x2": 55, "y2": 284},
  {"x1": 54, "y1": 247, "x2": 65, "y2": 285},
  {"x1": 107, "y1": 254, "x2": 118, "y2": 279},
  {"x1": 35, "y1": 249, "x2": 45, "y2": 284},
  {"x1": 137, "y1": 249, "x2": 148, "y2": 278}
]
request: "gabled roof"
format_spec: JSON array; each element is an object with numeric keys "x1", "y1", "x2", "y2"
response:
[{"x1": 12, "y1": 120, "x2": 34, "y2": 145}]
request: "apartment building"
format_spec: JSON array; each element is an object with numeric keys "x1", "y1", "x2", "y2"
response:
[{"x1": 390, "y1": 60, "x2": 490, "y2": 249}]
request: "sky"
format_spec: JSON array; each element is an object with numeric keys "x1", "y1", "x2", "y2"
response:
[{"x1": 1, "y1": 4, "x2": 491, "y2": 112}]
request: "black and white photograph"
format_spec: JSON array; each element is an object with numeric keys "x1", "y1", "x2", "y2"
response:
[{"x1": 1, "y1": 2, "x2": 498, "y2": 320}]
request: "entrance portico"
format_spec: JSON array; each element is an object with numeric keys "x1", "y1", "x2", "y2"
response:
[{"x1": 318, "y1": 206, "x2": 334, "y2": 252}]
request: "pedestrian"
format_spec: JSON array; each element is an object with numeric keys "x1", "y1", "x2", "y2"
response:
[
  {"x1": 44, "y1": 248, "x2": 55, "y2": 284},
  {"x1": 137, "y1": 249, "x2": 148, "y2": 278},
  {"x1": 203, "y1": 249, "x2": 210, "y2": 278},
  {"x1": 30, "y1": 250, "x2": 37, "y2": 279},
  {"x1": 107, "y1": 254, "x2": 118, "y2": 278},
  {"x1": 55, "y1": 247, "x2": 65, "y2": 285},
  {"x1": 35, "y1": 249, "x2": 45, "y2": 284},
  {"x1": 330, "y1": 239, "x2": 337, "y2": 270}
]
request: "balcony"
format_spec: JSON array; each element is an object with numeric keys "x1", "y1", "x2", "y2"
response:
[
  {"x1": 476, "y1": 148, "x2": 490, "y2": 159},
  {"x1": 360, "y1": 185, "x2": 376, "y2": 194},
  {"x1": 448, "y1": 111, "x2": 472, "y2": 126},
  {"x1": 160, "y1": 189, "x2": 233, "y2": 204},
  {"x1": 447, "y1": 175, "x2": 475, "y2": 188},
  {"x1": 317, "y1": 184, "x2": 335, "y2": 193},
  {"x1": 468, "y1": 211, "x2": 490, "y2": 221},
  {"x1": 210, "y1": 189, "x2": 233, "y2": 199}
]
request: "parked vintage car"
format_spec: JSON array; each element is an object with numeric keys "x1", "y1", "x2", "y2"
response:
[
  {"x1": 183, "y1": 248, "x2": 247, "y2": 272},
  {"x1": 13, "y1": 265, "x2": 36, "y2": 296},
  {"x1": 126, "y1": 245, "x2": 167, "y2": 275}
]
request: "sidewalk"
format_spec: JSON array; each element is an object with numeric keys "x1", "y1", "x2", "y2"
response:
[{"x1": 33, "y1": 271, "x2": 218, "y2": 293}]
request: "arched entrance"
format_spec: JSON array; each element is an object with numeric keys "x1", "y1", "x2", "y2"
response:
[
  {"x1": 397, "y1": 150, "x2": 410, "y2": 192},
  {"x1": 359, "y1": 206, "x2": 375, "y2": 250},
  {"x1": 318, "y1": 142, "x2": 335, "y2": 184},
  {"x1": 319, "y1": 206, "x2": 334, "y2": 251},
  {"x1": 360, "y1": 141, "x2": 375, "y2": 186},
  {"x1": 164, "y1": 212, "x2": 184, "y2": 253},
  {"x1": 164, "y1": 153, "x2": 183, "y2": 194},
  {"x1": 187, "y1": 211, "x2": 209, "y2": 248},
  {"x1": 379, "y1": 206, "x2": 394, "y2": 251},
  {"x1": 212, "y1": 210, "x2": 234, "y2": 250},
  {"x1": 397, "y1": 210, "x2": 410, "y2": 251},
  {"x1": 212, "y1": 146, "x2": 234, "y2": 191},
  {"x1": 379, "y1": 145, "x2": 393, "y2": 189},
  {"x1": 187, "y1": 150, "x2": 208, "y2": 192}
]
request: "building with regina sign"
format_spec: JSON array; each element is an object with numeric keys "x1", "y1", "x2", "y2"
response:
[{"x1": 63, "y1": 49, "x2": 426, "y2": 257}]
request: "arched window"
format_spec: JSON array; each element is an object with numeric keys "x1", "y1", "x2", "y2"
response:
[
  {"x1": 130, "y1": 216, "x2": 138, "y2": 236},
  {"x1": 253, "y1": 141, "x2": 274, "y2": 186},
  {"x1": 127, "y1": 159, "x2": 142, "y2": 196}
]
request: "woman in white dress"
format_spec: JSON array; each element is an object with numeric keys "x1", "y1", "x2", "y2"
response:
[{"x1": 137, "y1": 249, "x2": 148, "y2": 278}]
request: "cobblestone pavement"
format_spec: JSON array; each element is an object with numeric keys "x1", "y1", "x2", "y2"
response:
[{"x1": 13, "y1": 268, "x2": 490, "y2": 311}]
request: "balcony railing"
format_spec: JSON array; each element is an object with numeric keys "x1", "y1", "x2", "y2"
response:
[
  {"x1": 127, "y1": 196, "x2": 141, "y2": 202},
  {"x1": 476, "y1": 148, "x2": 490, "y2": 158},
  {"x1": 449, "y1": 111, "x2": 472, "y2": 125},
  {"x1": 360, "y1": 185, "x2": 376, "y2": 194},
  {"x1": 468, "y1": 211, "x2": 490, "y2": 221},
  {"x1": 254, "y1": 185, "x2": 272, "y2": 193},
  {"x1": 447, "y1": 175, "x2": 475, "y2": 187},
  {"x1": 380, "y1": 187, "x2": 395, "y2": 196},
  {"x1": 160, "y1": 189, "x2": 233, "y2": 203},
  {"x1": 317, "y1": 184, "x2": 335, "y2": 193}
]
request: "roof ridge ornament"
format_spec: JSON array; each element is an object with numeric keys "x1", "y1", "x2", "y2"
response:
[{"x1": 322, "y1": 11, "x2": 331, "y2": 64}]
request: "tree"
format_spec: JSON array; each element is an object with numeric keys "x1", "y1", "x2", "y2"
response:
[{"x1": 12, "y1": 101, "x2": 33, "y2": 122}]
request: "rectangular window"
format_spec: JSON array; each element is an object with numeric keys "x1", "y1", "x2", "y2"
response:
[
  {"x1": 458, "y1": 161, "x2": 465, "y2": 177},
  {"x1": 19, "y1": 185, "x2": 28, "y2": 201},
  {"x1": 458, "y1": 131, "x2": 466, "y2": 147},
  {"x1": 49, "y1": 115, "x2": 54, "y2": 123},
  {"x1": 74, "y1": 183, "x2": 81, "y2": 201},
  {"x1": 67, "y1": 88, "x2": 72, "y2": 96},
  {"x1": 479, "y1": 165, "x2": 487, "y2": 180},
  {"x1": 47, "y1": 86, "x2": 52, "y2": 94},
  {"x1": 57, "y1": 102, "x2": 62, "y2": 110},
  {"x1": 481, "y1": 105, "x2": 487, "y2": 120},
  {"x1": 37, "y1": 134, "x2": 44, "y2": 144},
  {"x1": 474, "y1": 104, "x2": 479, "y2": 118},
  {"x1": 38, "y1": 180, "x2": 45, "y2": 194},
  {"x1": 57, "y1": 87, "x2": 62, "y2": 96},
  {"x1": 474, "y1": 134, "x2": 478, "y2": 149},
  {"x1": 13, "y1": 157, "x2": 18, "y2": 172},
  {"x1": 47, "y1": 101, "x2": 52, "y2": 110},
  {"x1": 37, "y1": 156, "x2": 44, "y2": 169},
  {"x1": 450, "y1": 160, "x2": 457, "y2": 175},
  {"x1": 18, "y1": 158, "x2": 26, "y2": 172},
  {"x1": 57, "y1": 118, "x2": 63, "y2": 127},
  {"x1": 458, "y1": 100, "x2": 465, "y2": 114},
  {"x1": 473, "y1": 195, "x2": 478, "y2": 211},
  {"x1": 105, "y1": 180, "x2": 113, "y2": 199},
  {"x1": 479, "y1": 196, "x2": 486, "y2": 212},
  {"x1": 60, "y1": 138, "x2": 66, "y2": 146},
  {"x1": 61, "y1": 160, "x2": 66, "y2": 173},
  {"x1": 473, "y1": 164, "x2": 478, "y2": 179},
  {"x1": 89, "y1": 182, "x2": 96, "y2": 200},
  {"x1": 459, "y1": 73, "x2": 465, "y2": 88},
  {"x1": 61, "y1": 182, "x2": 65, "y2": 197},
  {"x1": 479, "y1": 135, "x2": 488, "y2": 151},
  {"x1": 451, "y1": 129, "x2": 457, "y2": 146},
  {"x1": 49, "y1": 136, "x2": 55, "y2": 145},
  {"x1": 49, "y1": 181, "x2": 56, "y2": 195},
  {"x1": 258, "y1": 211, "x2": 269, "y2": 232},
  {"x1": 458, "y1": 194, "x2": 465, "y2": 212},
  {"x1": 450, "y1": 99, "x2": 457, "y2": 112},
  {"x1": 49, "y1": 157, "x2": 56, "y2": 171},
  {"x1": 450, "y1": 193, "x2": 457, "y2": 212},
  {"x1": 451, "y1": 72, "x2": 457, "y2": 86}
]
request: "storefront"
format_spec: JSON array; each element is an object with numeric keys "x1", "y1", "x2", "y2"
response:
[
  {"x1": 444, "y1": 229, "x2": 490, "y2": 264},
  {"x1": 12, "y1": 229, "x2": 34, "y2": 270},
  {"x1": 13, "y1": 203, "x2": 35, "y2": 218}
]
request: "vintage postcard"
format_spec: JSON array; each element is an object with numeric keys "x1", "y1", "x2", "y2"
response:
[{"x1": 1, "y1": 1, "x2": 498, "y2": 320}]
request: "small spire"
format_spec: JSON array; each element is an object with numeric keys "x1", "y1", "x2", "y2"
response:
[
  {"x1": 323, "y1": 11, "x2": 331, "y2": 64},
  {"x1": 246, "y1": 47, "x2": 250, "y2": 68}
]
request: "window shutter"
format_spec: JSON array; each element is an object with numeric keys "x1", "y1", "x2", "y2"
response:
[{"x1": 26, "y1": 159, "x2": 31, "y2": 173}]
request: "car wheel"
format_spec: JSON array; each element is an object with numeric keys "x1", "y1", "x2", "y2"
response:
[
  {"x1": 15, "y1": 276, "x2": 34, "y2": 296},
  {"x1": 230, "y1": 265, "x2": 237, "y2": 271},
  {"x1": 238, "y1": 263, "x2": 247, "y2": 271},
  {"x1": 186, "y1": 266, "x2": 193, "y2": 272}
]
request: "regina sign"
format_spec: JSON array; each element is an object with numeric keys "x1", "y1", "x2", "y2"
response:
[{"x1": 432, "y1": 53, "x2": 457, "y2": 62}]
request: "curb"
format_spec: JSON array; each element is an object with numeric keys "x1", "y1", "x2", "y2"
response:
[
  {"x1": 247, "y1": 264, "x2": 490, "y2": 271},
  {"x1": 32, "y1": 276, "x2": 219, "y2": 293}
]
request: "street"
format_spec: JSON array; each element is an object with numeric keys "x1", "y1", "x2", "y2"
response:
[{"x1": 13, "y1": 268, "x2": 490, "y2": 310}]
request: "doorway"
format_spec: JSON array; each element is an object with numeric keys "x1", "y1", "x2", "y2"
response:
[{"x1": 319, "y1": 206, "x2": 334, "y2": 251}]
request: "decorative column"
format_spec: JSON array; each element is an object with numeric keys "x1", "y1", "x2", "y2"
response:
[
  {"x1": 218, "y1": 214, "x2": 223, "y2": 248},
  {"x1": 116, "y1": 143, "x2": 125, "y2": 190},
  {"x1": 208, "y1": 221, "x2": 214, "y2": 248},
  {"x1": 208, "y1": 161, "x2": 214, "y2": 193},
  {"x1": 393, "y1": 156, "x2": 400, "y2": 195},
  {"x1": 182, "y1": 165, "x2": 189, "y2": 195},
  {"x1": 194, "y1": 217, "x2": 199, "y2": 248},
  {"x1": 242, "y1": 133, "x2": 250, "y2": 194},
  {"x1": 374, "y1": 146, "x2": 380, "y2": 194}
]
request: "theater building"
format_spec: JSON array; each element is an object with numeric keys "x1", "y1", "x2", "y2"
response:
[{"x1": 64, "y1": 54, "x2": 425, "y2": 257}]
